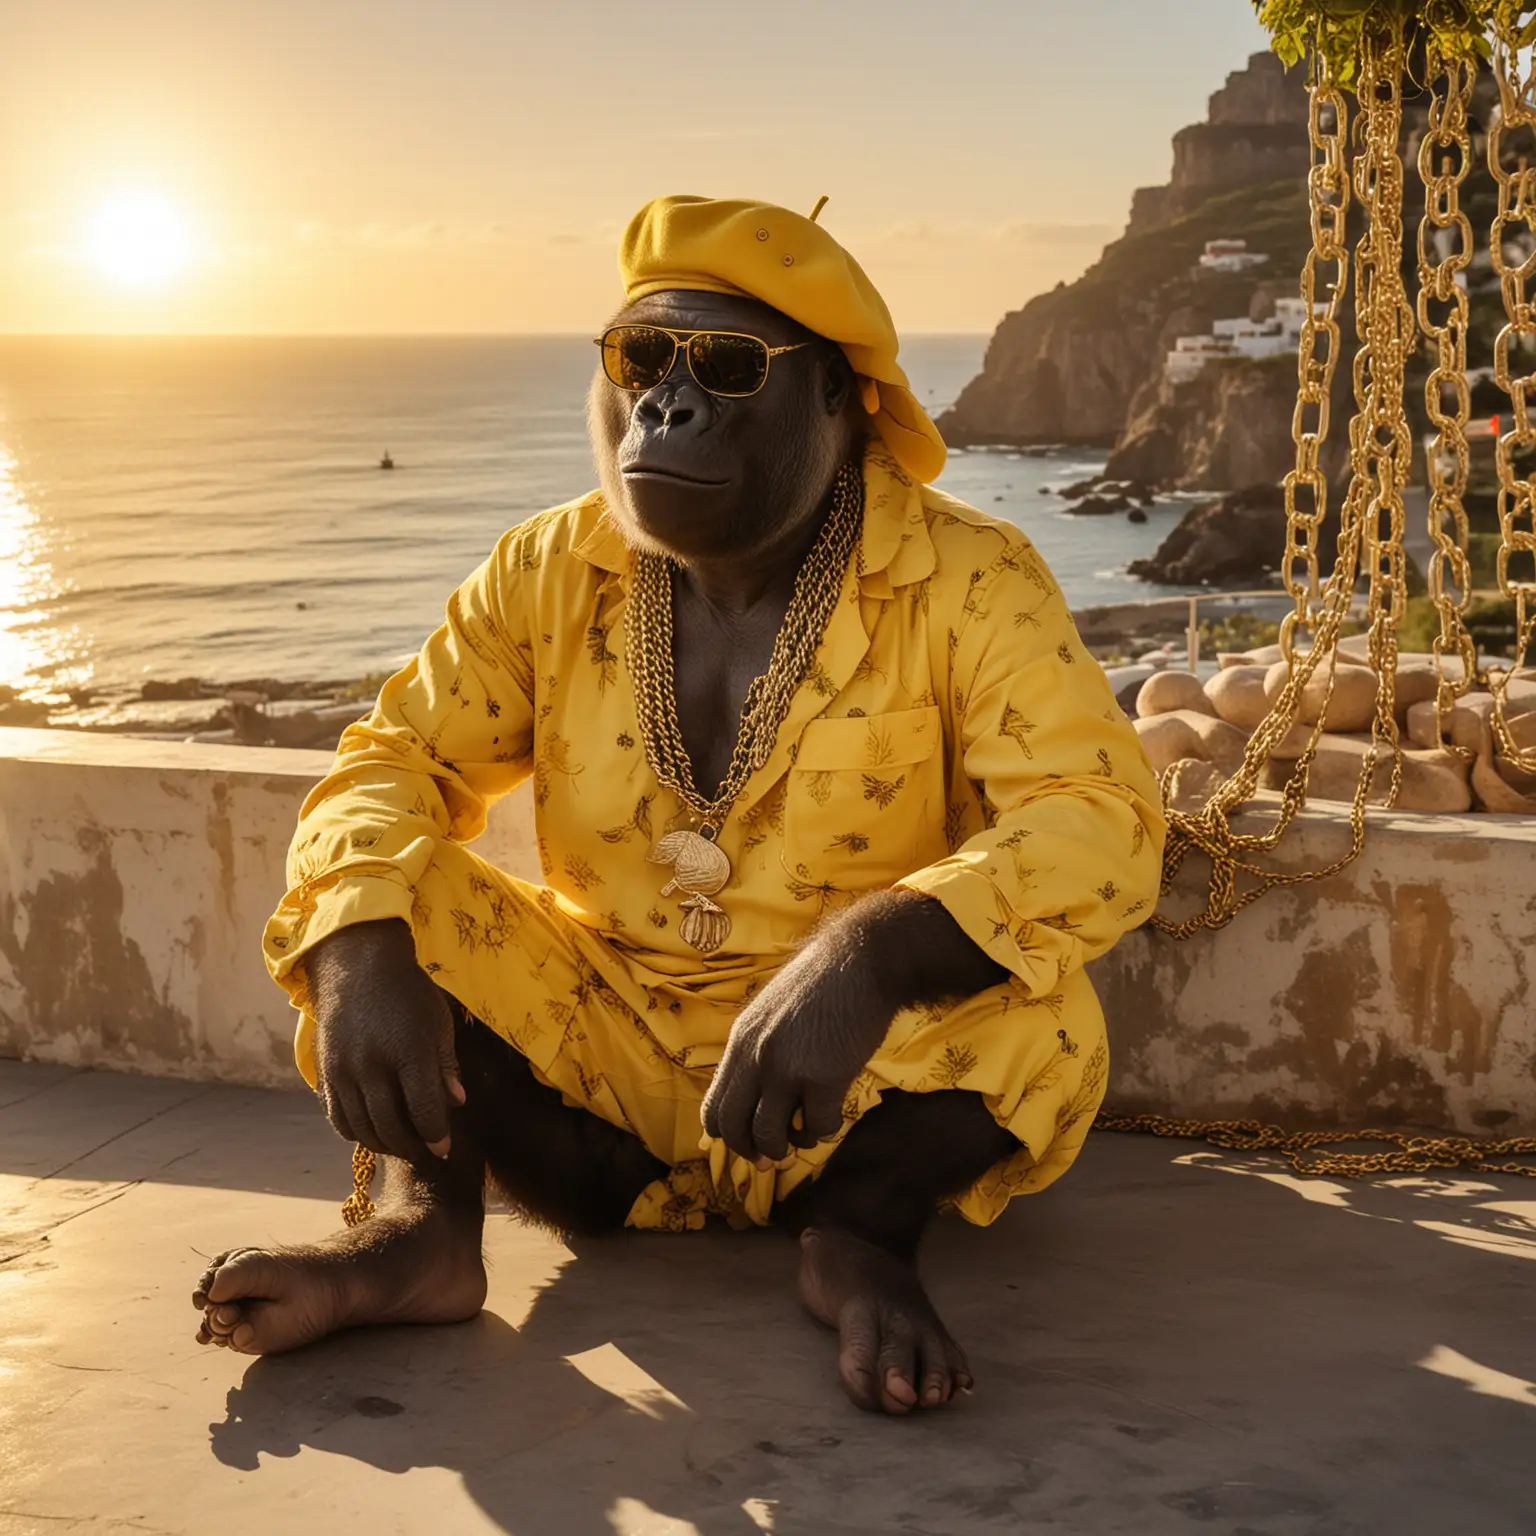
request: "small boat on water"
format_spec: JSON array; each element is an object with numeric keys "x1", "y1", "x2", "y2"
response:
[{"x1": 379, "y1": 451, "x2": 395, "y2": 470}]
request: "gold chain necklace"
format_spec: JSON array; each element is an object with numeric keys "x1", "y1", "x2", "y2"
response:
[{"x1": 624, "y1": 460, "x2": 863, "y2": 952}]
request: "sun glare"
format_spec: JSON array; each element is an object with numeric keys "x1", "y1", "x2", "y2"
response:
[{"x1": 88, "y1": 190, "x2": 196, "y2": 288}]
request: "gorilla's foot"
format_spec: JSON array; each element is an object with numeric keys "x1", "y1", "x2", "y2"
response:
[
  {"x1": 797, "y1": 1226, "x2": 972, "y2": 1415},
  {"x1": 191, "y1": 1203, "x2": 486, "y2": 1356}
]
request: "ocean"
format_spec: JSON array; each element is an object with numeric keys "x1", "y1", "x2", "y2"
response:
[{"x1": 0, "y1": 336, "x2": 1201, "y2": 699}]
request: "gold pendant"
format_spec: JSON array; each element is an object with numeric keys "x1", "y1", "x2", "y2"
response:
[{"x1": 648, "y1": 829, "x2": 732, "y2": 952}]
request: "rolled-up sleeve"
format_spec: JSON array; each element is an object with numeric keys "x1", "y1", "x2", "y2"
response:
[
  {"x1": 897, "y1": 538, "x2": 1166, "y2": 999},
  {"x1": 262, "y1": 524, "x2": 537, "y2": 1000}
]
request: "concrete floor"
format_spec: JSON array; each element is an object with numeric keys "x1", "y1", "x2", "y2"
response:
[{"x1": 0, "y1": 1062, "x2": 1533, "y2": 1536}]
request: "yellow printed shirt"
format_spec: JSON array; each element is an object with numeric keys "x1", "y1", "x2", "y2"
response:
[{"x1": 263, "y1": 440, "x2": 1167, "y2": 1228}]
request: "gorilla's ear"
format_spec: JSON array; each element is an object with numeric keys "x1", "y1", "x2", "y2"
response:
[{"x1": 822, "y1": 346, "x2": 856, "y2": 416}]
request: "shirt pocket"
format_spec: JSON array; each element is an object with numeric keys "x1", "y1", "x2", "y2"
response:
[{"x1": 782, "y1": 705, "x2": 947, "y2": 891}]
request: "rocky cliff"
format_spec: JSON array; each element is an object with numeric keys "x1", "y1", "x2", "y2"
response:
[
  {"x1": 1104, "y1": 350, "x2": 1352, "y2": 491},
  {"x1": 939, "y1": 52, "x2": 1312, "y2": 451}
]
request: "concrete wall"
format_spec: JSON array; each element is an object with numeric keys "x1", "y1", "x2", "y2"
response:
[
  {"x1": 2, "y1": 727, "x2": 1532, "y2": 1132},
  {"x1": 0, "y1": 728, "x2": 538, "y2": 1089}
]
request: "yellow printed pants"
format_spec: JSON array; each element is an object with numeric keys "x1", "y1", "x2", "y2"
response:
[{"x1": 293, "y1": 842, "x2": 1110, "y2": 1231}]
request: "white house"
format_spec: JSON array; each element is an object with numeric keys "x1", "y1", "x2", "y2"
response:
[
  {"x1": 1198, "y1": 237, "x2": 1270, "y2": 273},
  {"x1": 1165, "y1": 297, "x2": 1325, "y2": 383}
]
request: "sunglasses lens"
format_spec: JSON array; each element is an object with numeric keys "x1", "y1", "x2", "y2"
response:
[
  {"x1": 602, "y1": 326, "x2": 675, "y2": 391},
  {"x1": 687, "y1": 333, "x2": 771, "y2": 397}
]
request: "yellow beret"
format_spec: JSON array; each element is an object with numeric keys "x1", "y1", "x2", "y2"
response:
[{"x1": 618, "y1": 195, "x2": 946, "y2": 485}]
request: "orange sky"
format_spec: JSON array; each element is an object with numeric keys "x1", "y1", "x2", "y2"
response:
[{"x1": 1, "y1": 1, "x2": 1271, "y2": 336}]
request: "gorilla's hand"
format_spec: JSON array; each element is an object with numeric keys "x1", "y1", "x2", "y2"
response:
[
  {"x1": 701, "y1": 924, "x2": 892, "y2": 1168},
  {"x1": 701, "y1": 889, "x2": 1010, "y2": 1167},
  {"x1": 303, "y1": 917, "x2": 466, "y2": 1163}
]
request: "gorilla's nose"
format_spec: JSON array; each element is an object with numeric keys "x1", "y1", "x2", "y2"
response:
[{"x1": 636, "y1": 382, "x2": 701, "y2": 435}]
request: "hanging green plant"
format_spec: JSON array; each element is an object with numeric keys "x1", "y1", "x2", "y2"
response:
[{"x1": 1252, "y1": 0, "x2": 1536, "y2": 83}]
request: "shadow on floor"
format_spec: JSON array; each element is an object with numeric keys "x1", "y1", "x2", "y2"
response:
[{"x1": 196, "y1": 1137, "x2": 1536, "y2": 1536}]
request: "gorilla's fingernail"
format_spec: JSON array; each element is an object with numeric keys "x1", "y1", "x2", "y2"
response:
[
  {"x1": 447, "y1": 1077, "x2": 466, "y2": 1105},
  {"x1": 428, "y1": 1137, "x2": 451, "y2": 1159}
]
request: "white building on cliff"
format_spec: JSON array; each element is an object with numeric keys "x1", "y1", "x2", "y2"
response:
[
  {"x1": 1165, "y1": 296, "x2": 1318, "y2": 384},
  {"x1": 1198, "y1": 237, "x2": 1270, "y2": 273}
]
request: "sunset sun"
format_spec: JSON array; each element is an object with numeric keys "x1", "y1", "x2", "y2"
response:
[{"x1": 87, "y1": 189, "x2": 196, "y2": 287}]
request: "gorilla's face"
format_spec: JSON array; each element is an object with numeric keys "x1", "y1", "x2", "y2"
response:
[{"x1": 588, "y1": 289, "x2": 860, "y2": 567}]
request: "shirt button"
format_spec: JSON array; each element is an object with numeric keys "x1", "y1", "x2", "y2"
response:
[{"x1": 756, "y1": 228, "x2": 769, "y2": 241}]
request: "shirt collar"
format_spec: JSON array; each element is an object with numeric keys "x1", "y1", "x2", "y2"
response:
[{"x1": 569, "y1": 437, "x2": 936, "y2": 591}]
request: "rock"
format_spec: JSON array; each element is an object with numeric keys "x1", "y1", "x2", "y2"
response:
[
  {"x1": 1225, "y1": 643, "x2": 1285, "y2": 669},
  {"x1": 1056, "y1": 477, "x2": 1102, "y2": 499},
  {"x1": 142, "y1": 677, "x2": 207, "y2": 702},
  {"x1": 1134, "y1": 712, "x2": 1203, "y2": 774},
  {"x1": 1164, "y1": 757, "x2": 1226, "y2": 812},
  {"x1": 1104, "y1": 663, "x2": 1158, "y2": 714},
  {"x1": 1391, "y1": 666, "x2": 1440, "y2": 721},
  {"x1": 1471, "y1": 748, "x2": 1536, "y2": 812},
  {"x1": 1263, "y1": 656, "x2": 1378, "y2": 733},
  {"x1": 1263, "y1": 733, "x2": 1472, "y2": 812},
  {"x1": 1406, "y1": 690, "x2": 1536, "y2": 754},
  {"x1": 1184, "y1": 712, "x2": 1252, "y2": 774},
  {"x1": 1204, "y1": 665, "x2": 1271, "y2": 729},
  {"x1": 1136, "y1": 709, "x2": 1250, "y2": 774},
  {"x1": 1136, "y1": 670, "x2": 1215, "y2": 718},
  {"x1": 0, "y1": 699, "x2": 50, "y2": 727},
  {"x1": 1064, "y1": 493, "x2": 1132, "y2": 516},
  {"x1": 1127, "y1": 507, "x2": 1149, "y2": 525},
  {"x1": 1127, "y1": 483, "x2": 1302, "y2": 586}
]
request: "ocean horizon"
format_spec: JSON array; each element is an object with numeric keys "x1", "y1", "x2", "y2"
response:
[{"x1": 0, "y1": 335, "x2": 1202, "y2": 700}]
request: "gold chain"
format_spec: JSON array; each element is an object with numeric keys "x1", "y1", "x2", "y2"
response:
[
  {"x1": 1486, "y1": 16, "x2": 1536, "y2": 769},
  {"x1": 342, "y1": 1142, "x2": 376, "y2": 1226},
  {"x1": 625, "y1": 460, "x2": 864, "y2": 828},
  {"x1": 1418, "y1": 49, "x2": 1480, "y2": 755},
  {"x1": 1094, "y1": 1113, "x2": 1536, "y2": 1179},
  {"x1": 1153, "y1": 37, "x2": 1410, "y2": 938}
]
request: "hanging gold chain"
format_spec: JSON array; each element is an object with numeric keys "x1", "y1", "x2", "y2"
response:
[
  {"x1": 1418, "y1": 50, "x2": 1480, "y2": 754},
  {"x1": 1154, "y1": 37, "x2": 1411, "y2": 938},
  {"x1": 625, "y1": 460, "x2": 863, "y2": 828},
  {"x1": 1486, "y1": 16, "x2": 1536, "y2": 770},
  {"x1": 1280, "y1": 53, "x2": 1352, "y2": 661}
]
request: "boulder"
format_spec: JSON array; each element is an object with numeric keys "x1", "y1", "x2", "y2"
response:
[
  {"x1": 141, "y1": 676, "x2": 207, "y2": 702},
  {"x1": 1104, "y1": 663, "x2": 1158, "y2": 715},
  {"x1": 1133, "y1": 712, "x2": 1203, "y2": 774},
  {"x1": 1126, "y1": 483, "x2": 1305, "y2": 586},
  {"x1": 0, "y1": 699, "x2": 50, "y2": 727},
  {"x1": 1406, "y1": 690, "x2": 1536, "y2": 754},
  {"x1": 1136, "y1": 670, "x2": 1215, "y2": 718},
  {"x1": 1204, "y1": 665, "x2": 1271, "y2": 729},
  {"x1": 1392, "y1": 666, "x2": 1440, "y2": 720},
  {"x1": 1056, "y1": 477, "x2": 1101, "y2": 499},
  {"x1": 1471, "y1": 749, "x2": 1536, "y2": 812},
  {"x1": 1136, "y1": 709, "x2": 1250, "y2": 774},
  {"x1": 1263, "y1": 656, "x2": 1379, "y2": 733},
  {"x1": 1263, "y1": 733, "x2": 1472, "y2": 812},
  {"x1": 1164, "y1": 757, "x2": 1225, "y2": 812},
  {"x1": 1185, "y1": 712, "x2": 1253, "y2": 774},
  {"x1": 1064, "y1": 493, "x2": 1132, "y2": 516}
]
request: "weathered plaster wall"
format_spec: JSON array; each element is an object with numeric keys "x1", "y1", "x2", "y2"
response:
[
  {"x1": 2, "y1": 728, "x2": 1532, "y2": 1131},
  {"x1": 1090, "y1": 807, "x2": 1536, "y2": 1134},
  {"x1": 0, "y1": 728, "x2": 537, "y2": 1089}
]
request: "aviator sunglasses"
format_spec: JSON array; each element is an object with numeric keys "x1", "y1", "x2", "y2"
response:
[{"x1": 595, "y1": 324, "x2": 813, "y2": 399}]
